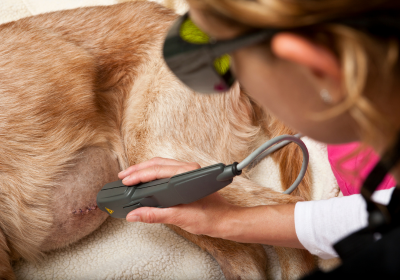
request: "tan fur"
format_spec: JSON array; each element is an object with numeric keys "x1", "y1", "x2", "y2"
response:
[
  {"x1": 0, "y1": 2, "x2": 317, "y2": 279},
  {"x1": 274, "y1": 247, "x2": 316, "y2": 280},
  {"x1": 0, "y1": 230, "x2": 13, "y2": 279}
]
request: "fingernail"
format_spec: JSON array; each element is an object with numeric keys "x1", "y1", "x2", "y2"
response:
[
  {"x1": 127, "y1": 215, "x2": 141, "y2": 222},
  {"x1": 122, "y1": 175, "x2": 130, "y2": 184},
  {"x1": 119, "y1": 169, "x2": 128, "y2": 176}
]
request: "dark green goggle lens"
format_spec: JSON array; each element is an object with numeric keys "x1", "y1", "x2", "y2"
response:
[
  {"x1": 163, "y1": 15, "x2": 235, "y2": 93},
  {"x1": 180, "y1": 17, "x2": 211, "y2": 44},
  {"x1": 180, "y1": 18, "x2": 233, "y2": 86}
]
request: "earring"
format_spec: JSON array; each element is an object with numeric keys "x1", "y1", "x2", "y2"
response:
[{"x1": 320, "y1": 89, "x2": 332, "y2": 104}]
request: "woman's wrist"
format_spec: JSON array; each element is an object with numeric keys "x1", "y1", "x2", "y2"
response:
[{"x1": 214, "y1": 204, "x2": 262, "y2": 242}]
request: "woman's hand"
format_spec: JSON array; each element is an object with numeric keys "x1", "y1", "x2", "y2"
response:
[{"x1": 118, "y1": 157, "x2": 238, "y2": 237}]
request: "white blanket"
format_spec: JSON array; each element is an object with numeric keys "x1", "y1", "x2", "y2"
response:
[
  {"x1": 4, "y1": 1, "x2": 339, "y2": 279},
  {"x1": 0, "y1": 0, "x2": 188, "y2": 25}
]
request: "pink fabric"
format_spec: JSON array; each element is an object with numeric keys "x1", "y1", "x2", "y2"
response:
[{"x1": 327, "y1": 143, "x2": 396, "y2": 196}]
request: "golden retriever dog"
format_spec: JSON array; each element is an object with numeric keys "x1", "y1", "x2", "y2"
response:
[{"x1": 0, "y1": 1, "x2": 318, "y2": 279}]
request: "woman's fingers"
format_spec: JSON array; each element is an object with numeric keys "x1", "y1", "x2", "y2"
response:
[
  {"x1": 118, "y1": 157, "x2": 187, "y2": 179},
  {"x1": 125, "y1": 193, "x2": 235, "y2": 237},
  {"x1": 120, "y1": 160, "x2": 201, "y2": 186}
]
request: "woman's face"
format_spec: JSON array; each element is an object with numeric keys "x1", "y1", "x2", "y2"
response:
[{"x1": 188, "y1": 7, "x2": 359, "y2": 144}]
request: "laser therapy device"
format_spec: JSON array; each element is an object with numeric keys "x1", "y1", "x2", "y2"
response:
[{"x1": 97, "y1": 134, "x2": 308, "y2": 218}]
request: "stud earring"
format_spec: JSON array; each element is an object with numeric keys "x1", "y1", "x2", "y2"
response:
[{"x1": 320, "y1": 89, "x2": 332, "y2": 104}]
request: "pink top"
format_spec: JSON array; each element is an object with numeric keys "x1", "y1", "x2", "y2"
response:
[{"x1": 327, "y1": 143, "x2": 396, "y2": 196}]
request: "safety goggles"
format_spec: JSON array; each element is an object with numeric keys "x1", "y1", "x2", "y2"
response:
[
  {"x1": 163, "y1": 11, "x2": 400, "y2": 94},
  {"x1": 162, "y1": 12, "x2": 280, "y2": 94}
]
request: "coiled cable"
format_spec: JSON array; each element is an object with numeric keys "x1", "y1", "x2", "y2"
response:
[{"x1": 236, "y1": 134, "x2": 308, "y2": 194}]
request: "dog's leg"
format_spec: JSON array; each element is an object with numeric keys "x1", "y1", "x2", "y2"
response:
[
  {"x1": 318, "y1": 257, "x2": 341, "y2": 272},
  {"x1": 274, "y1": 247, "x2": 316, "y2": 280}
]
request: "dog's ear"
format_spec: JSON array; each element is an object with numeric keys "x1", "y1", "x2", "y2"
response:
[{"x1": 0, "y1": 228, "x2": 15, "y2": 280}]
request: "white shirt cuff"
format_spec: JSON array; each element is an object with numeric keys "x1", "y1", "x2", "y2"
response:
[{"x1": 294, "y1": 187, "x2": 395, "y2": 259}]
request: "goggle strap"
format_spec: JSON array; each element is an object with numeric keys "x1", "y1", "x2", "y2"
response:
[{"x1": 208, "y1": 29, "x2": 279, "y2": 58}]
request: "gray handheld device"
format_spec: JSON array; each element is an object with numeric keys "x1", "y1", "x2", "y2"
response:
[
  {"x1": 97, "y1": 134, "x2": 309, "y2": 219},
  {"x1": 97, "y1": 163, "x2": 241, "y2": 218}
]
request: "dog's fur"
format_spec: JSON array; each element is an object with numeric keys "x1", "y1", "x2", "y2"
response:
[{"x1": 0, "y1": 2, "x2": 318, "y2": 279}]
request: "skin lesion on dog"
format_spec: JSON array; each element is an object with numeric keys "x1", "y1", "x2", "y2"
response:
[{"x1": 71, "y1": 205, "x2": 98, "y2": 215}]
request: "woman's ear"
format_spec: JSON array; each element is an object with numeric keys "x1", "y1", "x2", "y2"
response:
[
  {"x1": 271, "y1": 33, "x2": 341, "y2": 81},
  {"x1": 271, "y1": 33, "x2": 343, "y2": 102}
]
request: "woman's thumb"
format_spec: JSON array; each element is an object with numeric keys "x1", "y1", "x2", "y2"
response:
[{"x1": 126, "y1": 207, "x2": 172, "y2": 224}]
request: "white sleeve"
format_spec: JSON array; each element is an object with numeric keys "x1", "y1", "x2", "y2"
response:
[{"x1": 294, "y1": 187, "x2": 395, "y2": 259}]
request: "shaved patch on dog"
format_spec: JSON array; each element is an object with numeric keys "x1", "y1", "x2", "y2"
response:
[{"x1": 40, "y1": 147, "x2": 119, "y2": 251}]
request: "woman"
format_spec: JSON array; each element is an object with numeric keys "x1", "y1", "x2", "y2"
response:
[{"x1": 119, "y1": 0, "x2": 400, "y2": 275}]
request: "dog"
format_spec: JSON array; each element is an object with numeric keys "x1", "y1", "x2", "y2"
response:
[{"x1": 0, "y1": 2, "x2": 320, "y2": 279}]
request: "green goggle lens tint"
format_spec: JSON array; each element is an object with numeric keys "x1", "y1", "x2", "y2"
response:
[
  {"x1": 180, "y1": 18, "x2": 231, "y2": 76},
  {"x1": 179, "y1": 18, "x2": 210, "y2": 44},
  {"x1": 214, "y1": 54, "x2": 230, "y2": 76}
]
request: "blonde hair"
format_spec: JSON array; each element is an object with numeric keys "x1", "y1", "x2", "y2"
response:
[{"x1": 188, "y1": 0, "x2": 400, "y2": 151}]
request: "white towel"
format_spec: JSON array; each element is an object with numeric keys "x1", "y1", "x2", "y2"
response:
[
  {"x1": 22, "y1": 0, "x2": 122, "y2": 15},
  {"x1": 0, "y1": 0, "x2": 32, "y2": 25}
]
